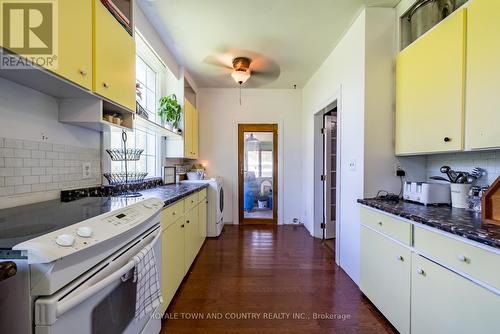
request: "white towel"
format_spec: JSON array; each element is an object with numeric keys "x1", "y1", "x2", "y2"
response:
[{"x1": 132, "y1": 243, "x2": 163, "y2": 320}]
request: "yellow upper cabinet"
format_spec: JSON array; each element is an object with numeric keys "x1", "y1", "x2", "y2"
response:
[
  {"x1": 93, "y1": 0, "x2": 135, "y2": 111},
  {"x1": 184, "y1": 99, "x2": 199, "y2": 159},
  {"x1": 396, "y1": 9, "x2": 466, "y2": 155},
  {"x1": 55, "y1": 0, "x2": 93, "y2": 90},
  {"x1": 466, "y1": 0, "x2": 500, "y2": 150}
]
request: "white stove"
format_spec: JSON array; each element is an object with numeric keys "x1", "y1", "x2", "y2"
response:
[{"x1": 2, "y1": 197, "x2": 165, "y2": 334}]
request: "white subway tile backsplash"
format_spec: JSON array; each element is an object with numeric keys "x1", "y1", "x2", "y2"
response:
[
  {"x1": 23, "y1": 176, "x2": 39, "y2": 184},
  {"x1": 23, "y1": 140, "x2": 39, "y2": 150},
  {"x1": 0, "y1": 137, "x2": 101, "y2": 200},
  {"x1": 31, "y1": 150, "x2": 45, "y2": 159},
  {"x1": 0, "y1": 148, "x2": 14, "y2": 158},
  {"x1": 38, "y1": 142, "x2": 53, "y2": 151},
  {"x1": 4, "y1": 138, "x2": 23, "y2": 149},
  {"x1": 15, "y1": 168, "x2": 31, "y2": 176},
  {"x1": 14, "y1": 149, "x2": 31, "y2": 158},
  {"x1": 15, "y1": 185, "x2": 31, "y2": 194},
  {"x1": 39, "y1": 175, "x2": 52, "y2": 183},
  {"x1": 0, "y1": 168, "x2": 14, "y2": 177},
  {"x1": 6, "y1": 176, "x2": 23, "y2": 186},
  {"x1": 45, "y1": 151, "x2": 59, "y2": 160},
  {"x1": 5, "y1": 158, "x2": 23, "y2": 167}
]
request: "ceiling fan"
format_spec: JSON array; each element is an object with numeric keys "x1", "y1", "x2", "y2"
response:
[{"x1": 203, "y1": 50, "x2": 281, "y2": 88}]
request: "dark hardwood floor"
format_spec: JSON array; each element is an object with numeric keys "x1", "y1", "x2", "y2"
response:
[{"x1": 161, "y1": 225, "x2": 396, "y2": 334}]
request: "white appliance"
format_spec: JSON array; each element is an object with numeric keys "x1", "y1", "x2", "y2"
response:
[
  {"x1": 182, "y1": 178, "x2": 224, "y2": 237},
  {"x1": 403, "y1": 181, "x2": 451, "y2": 206},
  {"x1": 11, "y1": 197, "x2": 165, "y2": 334}
]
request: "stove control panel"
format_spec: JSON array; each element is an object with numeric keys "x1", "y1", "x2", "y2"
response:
[{"x1": 13, "y1": 198, "x2": 165, "y2": 264}]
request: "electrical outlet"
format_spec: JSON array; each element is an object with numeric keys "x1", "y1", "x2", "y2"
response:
[
  {"x1": 348, "y1": 159, "x2": 357, "y2": 171},
  {"x1": 82, "y1": 162, "x2": 91, "y2": 179}
]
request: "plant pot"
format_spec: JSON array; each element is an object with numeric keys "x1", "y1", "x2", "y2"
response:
[{"x1": 258, "y1": 200, "x2": 268, "y2": 209}]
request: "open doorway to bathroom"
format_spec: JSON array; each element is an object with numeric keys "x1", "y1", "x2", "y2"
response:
[{"x1": 238, "y1": 124, "x2": 278, "y2": 224}]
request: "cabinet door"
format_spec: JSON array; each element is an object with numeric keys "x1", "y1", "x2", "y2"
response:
[
  {"x1": 411, "y1": 254, "x2": 499, "y2": 334},
  {"x1": 183, "y1": 207, "x2": 198, "y2": 274},
  {"x1": 396, "y1": 9, "x2": 466, "y2": 155},
  {"x1": 466, "y1": 0, "x2": 500, "y2": 149},
  {"x1": 184, "y1": 99, "x2": 194, "y2": 158},
  {"x1": 160, "y1": 219, "x2": 185, "y2": 314},
  {"x1": 93, "y1": 0, "x2": 135, "y2": 111},
  {"x1": 54, "y1": 0, "x2": 93, "y2": 89},
  {"x1": 192, "y1": 106, "x2": 199, "y2": 158},
  {"x1": 198, "y1": 199, "x2": 207, "y2": 246},
  {"x1": 360, "y1": 226, "x2": 411, "y2": 334}
]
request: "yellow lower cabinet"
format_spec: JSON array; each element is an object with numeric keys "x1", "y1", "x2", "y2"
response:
[
  {"x1": 160, "y1": 218, "x2": 185, "y2": 315},
  {"x1": 360, "y1": 226, "x2": 411, "y2": 334},
  {"x1": 411, "y1": 253, "x2": 499, "y2": 334},
  {"x1": 198, "y1": 199, "x2": 207, "y2": 249},
  {"x1": 184, "y1": 207, "x2": 198, "y2": 274}
]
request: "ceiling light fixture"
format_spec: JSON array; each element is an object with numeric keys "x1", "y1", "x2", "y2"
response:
[
  {"x1": 231, "y1": 57, "x2": 252, "y2": 105},
  {"x1": 231, "y1": 69, "x2": 251, "y2": 85}
]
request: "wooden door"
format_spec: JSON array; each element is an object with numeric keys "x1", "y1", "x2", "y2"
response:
[
  {"x1": 395, "y1": 9, "x2": 466, "y2": 155},
  {"x1": 238, "y1": 124, "x2": 278, "y2": 224},
  {"x1": 466, "y1": 0, "x2": 500, "y2": 150},
  {"x1": 93, "y1": 0, "x2": 135, "y2": 111}
]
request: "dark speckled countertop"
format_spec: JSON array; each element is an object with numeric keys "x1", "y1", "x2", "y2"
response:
[
  {"x1": 139, "y1": 183, "x2": 208, "y2": 206},
  {"x1": 358, "y1": 198, "x2": 500, "y2": 249}
]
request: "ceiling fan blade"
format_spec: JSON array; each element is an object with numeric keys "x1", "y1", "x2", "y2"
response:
[{"x1": 203, "y1": 54, "x2": 233, "y2": 70}]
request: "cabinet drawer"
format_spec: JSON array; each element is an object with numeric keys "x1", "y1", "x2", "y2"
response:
[
  {"x1": 414, "y1": 226, "x2": 500, "y2": 290},
  {"x1": 184, "y1": 192, "x2": 199, "y2": 212},
  {"x1": 161, "y1": 200, "x2": 184, "y2": 229},
  {"x1": 198, "y1": 188, "x2": 207, "y2": 201},
  {"x1": 360, "y1": 207, "x2": 412, "y2": 245}
]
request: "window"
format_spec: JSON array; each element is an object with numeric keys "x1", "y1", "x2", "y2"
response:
[{"x1": 109, "y1": 29, "x2": 176, "y2": 179}]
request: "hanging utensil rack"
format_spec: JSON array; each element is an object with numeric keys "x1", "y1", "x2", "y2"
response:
[{"x1": 103, "y1": 131, "x2": 147, "y2": 197}]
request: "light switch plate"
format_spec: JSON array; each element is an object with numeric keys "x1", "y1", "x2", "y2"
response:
[{"x1": 82, "y1": 162, "x2": 91, "y2": 179}]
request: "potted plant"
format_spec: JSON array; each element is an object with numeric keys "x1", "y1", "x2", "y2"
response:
[
  {"x1": 158, "y1": 94, "x2": 181, "y2": 131},
  {"x1": 257, "y1": 192, "x2": 269, "y2": 209}
]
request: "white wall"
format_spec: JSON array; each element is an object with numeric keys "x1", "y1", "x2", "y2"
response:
[{"x1": 197, "y1": 88, "x2": 303, "y2": 225}]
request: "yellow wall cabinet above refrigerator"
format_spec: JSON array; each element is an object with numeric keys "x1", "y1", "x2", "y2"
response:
[
  {"x1": 93, "y1": 0, "x2": 136, "y2": 112},
  {"x1": 465, "y1": 0, "x2": 500, "y2": 150},
  {"x1": 396, "y1": 9, "x2": 466, "y2": 156}
]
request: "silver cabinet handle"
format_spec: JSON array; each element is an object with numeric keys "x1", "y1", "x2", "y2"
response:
[
  {"x1": 457, "y1": 255, "x2": 467, "y2": 262},
  {"x1": 417, "y1": 269, "x2": 425, "y2": 276},
  {"x1": 396, "y1": 255, "x2": 404, "y2": 262}
]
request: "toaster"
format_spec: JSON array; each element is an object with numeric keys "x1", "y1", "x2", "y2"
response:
[{"x1": 403, "y1": 182, "x2": 451, "y2": 206}]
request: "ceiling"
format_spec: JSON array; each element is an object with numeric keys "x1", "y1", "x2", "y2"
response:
[{"x1": 140, "y1": 0, "x2": 401, "y2": 88}]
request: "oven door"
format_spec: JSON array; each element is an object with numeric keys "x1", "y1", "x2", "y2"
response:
[{"x1": 34, "y1": 226, "x2": 162, "y2": 334}]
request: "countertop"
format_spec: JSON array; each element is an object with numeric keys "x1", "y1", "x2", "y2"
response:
[
  {"x1": 0, "y1": 183, "x2": 208, "y2": 249},
  {"x1": 358, "y1": 198, "x2": 500, "y2": 249}
]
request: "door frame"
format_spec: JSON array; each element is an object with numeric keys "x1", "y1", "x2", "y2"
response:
[{"x1": 238, "y1": 124, "x2": 278, "y2": 224}]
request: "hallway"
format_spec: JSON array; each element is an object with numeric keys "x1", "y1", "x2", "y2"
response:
[{"x1": 161, "y1": 225, "x2": 395, "y2": 333}]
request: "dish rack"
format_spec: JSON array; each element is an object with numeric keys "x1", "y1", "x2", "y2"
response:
[{"x1": 103, "y1": 131, "x2": 148, "y2": 197}]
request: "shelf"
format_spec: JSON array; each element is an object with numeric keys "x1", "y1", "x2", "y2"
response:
[{"x1": 134, "y1": 116, "x2": 182, "y2": 139}]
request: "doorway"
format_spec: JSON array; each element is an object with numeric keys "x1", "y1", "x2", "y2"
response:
[
  {"x1": 323, "y1": 109, "x2": 338, "y2": 250},
  {"x1": 238, "y1": 124, "x2": 278, "y2": 224}
]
